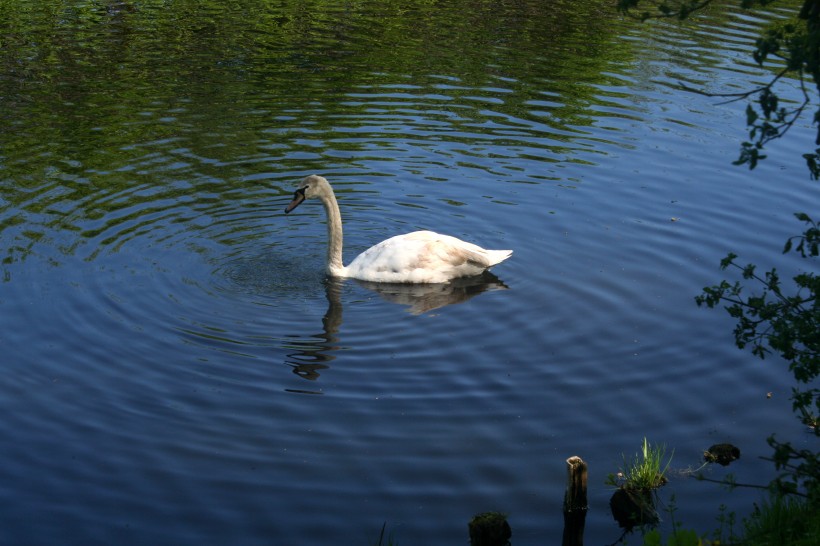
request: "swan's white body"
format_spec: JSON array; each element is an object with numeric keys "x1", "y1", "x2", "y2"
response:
[{"x1": 285, "y1": 175, "x2": 512, "y2": 283}]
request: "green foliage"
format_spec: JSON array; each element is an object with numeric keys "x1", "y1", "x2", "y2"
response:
[
  {"x1": 638, "y1": 491, "x2": 819, "y2": 545},
  {"x1": 784, "y1": 212, "x2": 820, "y2": 257},
  {"x1": 695, "y1": 214, "x2": 819, "y2": 429},
  {"x1": 618, "y1": 0, "x2": 820, "y2": 178},
  {"x1": 621, "y1": 3, "x2": 819, "y2": 544},
  {"x1": 639, "y1": 496, "x2": 727, "y2": 545},
  {"x1": 711, "y1": 503, "x2": 739, "y2": 543},
  {"x1": 696, "y1": 213, "x2": 819, "y2": 501},
  {"x1": 735, "y1": 17, "x2": 817, "y2": 175},
  {"x1": 742, "y1": 493, "x2": 820, "y2": 545},
  {"x1": 643, "y1": 528, "x2": 706, "y2": 546},
  {"x1": 608, "y1": 437, "x2": 674, "y2": 490}
]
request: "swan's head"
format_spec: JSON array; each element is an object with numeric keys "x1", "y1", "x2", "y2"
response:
[{"x1": 284, "y1": 175, "x2": 330, "y2": 214}]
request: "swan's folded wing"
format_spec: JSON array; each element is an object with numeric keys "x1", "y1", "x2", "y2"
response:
[
  {"x1": 424, "y1": 234, "x2": 512, "y2": 267},
  {"x1": 346, "y1": 230, "x2": 511, "y2": 283}
]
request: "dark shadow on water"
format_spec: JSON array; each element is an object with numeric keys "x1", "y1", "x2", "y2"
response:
[
  {"x1": 355, "y1": 270, "x2": 509, "y2": 315},
  {"x1": 283, "y1": 272, "x2": 510, "y2": 392}
]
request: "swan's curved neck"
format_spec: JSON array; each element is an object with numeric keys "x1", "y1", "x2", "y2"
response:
[{"x1": 319, "y1": 189, "x2": 346, "y2": 275}]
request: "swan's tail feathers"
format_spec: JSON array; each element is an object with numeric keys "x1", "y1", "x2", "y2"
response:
[{"x1": 486, "y1": 249, "x2": 513, "y2": 267}]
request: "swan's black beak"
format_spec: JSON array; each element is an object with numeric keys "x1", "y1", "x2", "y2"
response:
[{"x1": 285, "y1": 188, "x2": 306, "y2": 214}]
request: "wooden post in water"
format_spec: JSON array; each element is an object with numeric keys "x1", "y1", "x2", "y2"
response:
[{"x1": 562, "y1": 456, "x2": 588, "y2": 546}]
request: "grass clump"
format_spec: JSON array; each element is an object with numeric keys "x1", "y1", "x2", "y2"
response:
[
  {"x1": 639, "y1": 494, "x2": 820, "y2": 545},
  {"x1": 608, "y1": 437, "x2": 674, "y2": 491},
  {"x1": 741, "y1": 493, "x2": 820, "y2": 545}
]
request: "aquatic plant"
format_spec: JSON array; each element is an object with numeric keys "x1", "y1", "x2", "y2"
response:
[
  {"x1": 608, "y1": 437, "x2": 674, "y2": 491},
  {"x1": 741, "y1": 493, "x2": 820, "y2": 546},
  {"x1": 607, "y1": 438, "x2": 674, "y2": 531}
]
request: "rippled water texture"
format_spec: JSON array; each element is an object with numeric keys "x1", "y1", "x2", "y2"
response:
[{"x1": 0, "y1": 1, "x2": 815, "y2": 544}]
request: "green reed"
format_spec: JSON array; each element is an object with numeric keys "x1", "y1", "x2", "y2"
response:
[{"x1": 608, "y1": 437, "x2": 674, "y2": 491}]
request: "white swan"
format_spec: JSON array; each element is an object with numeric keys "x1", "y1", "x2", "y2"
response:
[{"x1": 284, "y1": 175, "x2": 512, "y2": 283}]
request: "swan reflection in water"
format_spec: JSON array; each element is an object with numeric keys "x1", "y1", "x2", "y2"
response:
[
  {"x1": 283, "y1": 272, "x2": 509, "y2": 393},
  {"x1": 355, "y1": 270, "x2": 509, "y2": 315}
]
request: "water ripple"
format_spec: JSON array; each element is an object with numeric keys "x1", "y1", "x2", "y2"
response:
[{"x1": 0, "y1": 1, "x2": 814, "y2": 544}]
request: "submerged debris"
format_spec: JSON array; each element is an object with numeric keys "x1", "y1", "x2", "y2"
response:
[
  {"x1": 468, "y1": 512, "x2": 511, "y2": 546},
  {"x1": 704, "y1": 443, "x2": 741, "y2": 466},
  {"x1": 609, "y1": 488, "x2": 660, "y2": 530}
]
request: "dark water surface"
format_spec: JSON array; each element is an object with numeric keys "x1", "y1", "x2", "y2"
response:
[{"x1": 0, "y1": 1, "x2": 815, "y2": 544}]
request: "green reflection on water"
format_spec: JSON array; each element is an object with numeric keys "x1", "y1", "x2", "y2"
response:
[
  {"x1": 0, "y1": 0, "x2": 627, "y2": 154},
  {"x1": 0, "y1": 0, "x2": 637, "y2": 269}
]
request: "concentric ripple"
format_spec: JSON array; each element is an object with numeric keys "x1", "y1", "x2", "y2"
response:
[{"x1": 0, "y1": 1, "x2": 814, "y2": 545}]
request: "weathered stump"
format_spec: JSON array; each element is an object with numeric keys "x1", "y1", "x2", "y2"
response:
[{"x1": 562, "y1": 456, "x2": 588, "y2": 546}]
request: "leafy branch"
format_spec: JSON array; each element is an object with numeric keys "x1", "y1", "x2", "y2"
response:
[
  {"x1": 695, "y1": 215, "x2": 818, "y2": 397},
  {"x1": 693, "y1": 473, "x2": 777, "y2": 493},
  {"x1": 696, "y1": 213, "x2": 819, "y2": 500},
  {"x1": 619, "y1": 0, "x2": 820, "y2": 178},
  {"x1": 621, "y1": 0, "x2": 820, "y2": 518}
]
